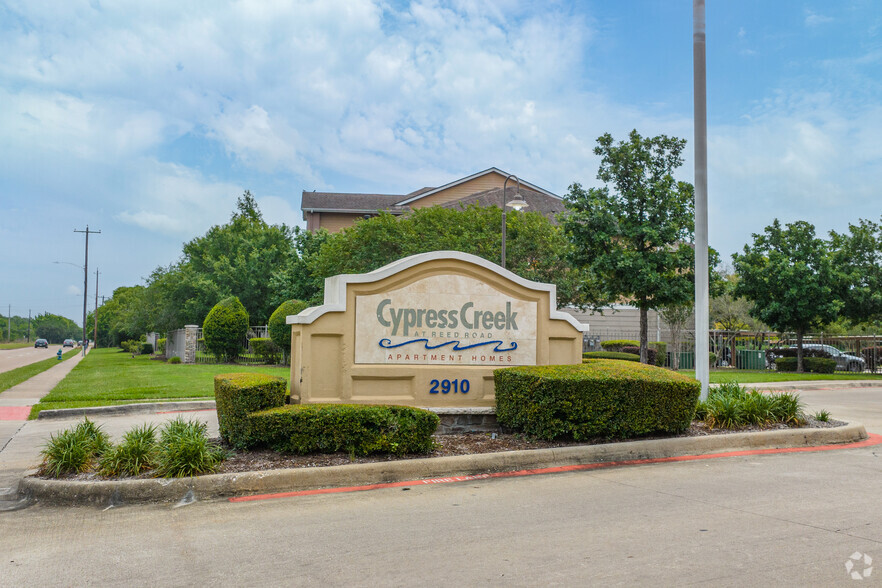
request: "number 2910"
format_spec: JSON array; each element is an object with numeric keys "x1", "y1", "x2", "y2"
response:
[{"x1": 429, "y1": 379, "x2": 470, "y2": 394}]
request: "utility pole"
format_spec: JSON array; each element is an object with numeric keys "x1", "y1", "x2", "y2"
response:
[
  {"x1": 28, "y1": 309, "x2": 31, "y2": 342},
  {"x1": 74, "y1": 226, "x2": 100, "y2": 357},
  {"x1": 6, "y1": 304, "x2": 9, "y2": 341},
  {"x1": 93, "y1": 269, "x2": 100, "y2": 349},
  {"x1": 693, "y1": 0, "x2": 710, "y2": 400}
]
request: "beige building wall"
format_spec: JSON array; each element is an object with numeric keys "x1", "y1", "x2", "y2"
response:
[
  {"x1": 410, "y1": 172, "x2": 508, "y2": 208},
  {"x1": 289, "y1": 252, "x2": 588, "y2": 408}
]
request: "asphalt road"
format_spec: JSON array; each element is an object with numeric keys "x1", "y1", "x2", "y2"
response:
[
  {"x1": 1, "y1": 386, "x2": 880, "y2": 587},
  {"x1": 0, "y1": 345, "x2": 65, "y2": 374}
]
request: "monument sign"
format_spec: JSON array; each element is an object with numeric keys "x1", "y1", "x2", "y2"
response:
[{"x1": 288, "y1": 251, "x2": 588, "y2": 407}]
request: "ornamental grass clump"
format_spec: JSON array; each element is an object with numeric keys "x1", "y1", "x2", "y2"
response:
[
  {"x1": 154, "y1": 417, "x2": 229, "y2": 478},
  {"x1": 98, "y1": 424, "x2": 158, "y2": 477},
  {"x1": 40, "y1": 418, "x2": 111, "y2": 477},
  {"x1": 696, "y1": 382, "x2": 806, "y2": 429}
]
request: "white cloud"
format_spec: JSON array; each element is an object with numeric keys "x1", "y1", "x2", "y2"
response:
[{"x1": 805, "y1": 9, "x2": 833, "y2": 27}]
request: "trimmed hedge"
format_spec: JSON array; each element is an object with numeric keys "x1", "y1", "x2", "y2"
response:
[
  {"x1": 203, "y1": 296, "x2": 249, "y2": 362},
  {"x1": 583, "y1": 351, "x2": 640, "y2": 362},
  {"x1": 775, "y1": 357, "x2": 836, "y2": 373},
  {"x1": 140, "y1": 342, "x2": 154, "y2": 355},
  {"x1": 495, "y1": 360, "x2": 700, "y2": 440},
  {"x1": 250, "y1": 337, "x2": 281, "y2": 364},
  {"x1": 268, "y1": 299, "x2": 310, "y2": 354},
  {"x1": 621, "y1": 346, "x2": 657, "y2": 366},
  {"x1": 766, "y1": 346, "x2": 832, "y2": 364},
  {"x1": 247, "y1": 404, "x2": 439, "y2": 456},
  {"x1": 214, "y1": 373, "x2": 287, "y2": 448},
  {"x1": 600, "y1": 340, "x2": 639, "y2": 352}
]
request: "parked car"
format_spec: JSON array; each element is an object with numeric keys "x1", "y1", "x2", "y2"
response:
[
  {"x1": 34, "y1": 338, "x2": 49, "y2": 348},
  {"x1": 63, "y1": 339, "x2": 75, "y2": 348},
  {"x1": 794, "y1": 344, "x2": 865, "y2": 372}
]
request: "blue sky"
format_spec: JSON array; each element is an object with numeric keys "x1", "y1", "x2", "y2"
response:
[{"x1": 2, "y1": 0, "x2": 880, "y2": 325}]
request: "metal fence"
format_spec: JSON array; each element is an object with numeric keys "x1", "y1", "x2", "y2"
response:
[
  {"x1": 164, "y1": 325, "x2": 280, "y2": 365},
  {"x1": 584, "y1": 329, "x2": 882, "y2": 372}
]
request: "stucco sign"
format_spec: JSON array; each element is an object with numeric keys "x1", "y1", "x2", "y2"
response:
[
  {"x1": 354, "y1": 274, "x2": 537, "y2": 366},
  {"x1": 287, "y1": 251, "x2": 588, "y2": 408}
]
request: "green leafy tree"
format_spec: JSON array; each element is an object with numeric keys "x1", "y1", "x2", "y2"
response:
[
  {"x1": 281, "y1": 205, "x2": 583, "y2": 306},
  {"x1": 202, "y1": 296, "x2": 250, "y2": 362},
  {"x1": 268, "y1": 299, "x2": 310, "y2": 362},
  {"x1": 563, "y1": 130, "x2": 715, "y2": 363},
  {"x1": 732, "y1": 219, "x2": 842, "y2": 372},
  {"x1": 829, "y1": 218, "x2": 882, "y2": 324},
  {"x1": 32, "y1": 313, "x2": 81, "y2": 344}
]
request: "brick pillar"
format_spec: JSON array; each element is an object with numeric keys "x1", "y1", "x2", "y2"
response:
[{"x1": 184, "y1": 325, "x2": 199, "y2": 364}]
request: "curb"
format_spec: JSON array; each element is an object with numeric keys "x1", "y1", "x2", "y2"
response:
[
  {"x1": 37, "y1": 401, "x2": 217, "y2": 420},
  {"x1": 740, "y1": 381, "x2": 882, "y2": 391},
  {"x1": 19, "y1": 422, "x2": 869, "y2": 507}
]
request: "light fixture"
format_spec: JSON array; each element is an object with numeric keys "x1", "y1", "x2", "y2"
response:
[{"x1": 501, "y1": 175, "x2": 529, "y2": 269}]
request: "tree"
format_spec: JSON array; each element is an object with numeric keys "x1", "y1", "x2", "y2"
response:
[
  {"x1": 32, "y1": 313, "x2": 80, "y2": 344},
  {"x1": 278, "y1": 205, "x2": 584, "y2": 307},
  {"x1": 202, "y1": 296, "x2": 249, "y2": 362},
  {"x1": 732, "y1": 219, "x2": 842, "y2": 373},
  {"x1": 268, "y1": 299, "x2": 310, "y2": 363},
  {"x1": 563, "y1": 130, "x2": 712, "y2": 363},
  {"x1": 710, "y1": 272, "x2": 767, "y2": 332},
  {"x1": 659, "y1": 303, "x2": 693, "y2": 371},
  {"x1": 829, "y1": 218, "x2": 882, "y2": 324}
]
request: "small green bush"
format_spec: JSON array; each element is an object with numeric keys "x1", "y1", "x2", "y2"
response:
[
  {"x1": 649, "y1": 342, "x2": 667, "y2": 366},
  {"x1": 247, "y1": 404, "x2": 439, "y2": 456},
  {"x1": 775, "y1": 357, "x2": 836, "y2": 373},
  {"x1": 141, "y1": 342, "x2": 154, "y2": 355},
  {"x1": 154, "y1": 417, "x2": 228, "y2": 477},
  {"x1": 203, "y1": 296, "x2": 249, "y2": 362},
  {"x1": 156, "y1": 338, "x2": 166, "y2": 354},
  {"x1": 215, "y1": 373, "x2": 287, "y2": 448},
  {"x1": 696, "y1": 383, "x2": 806, "y2": 428},
  {"x1": 495, "y1": 361, "x2": 700, "y2": 440},
  {"x1": 268, "y1": 299, "x2": 310, "y2": 357},
  {"x1": 583, "y1": 351, "x2": 640, "y2": 362},
  {"x1": 40, "y1": 418, "x2": 110, "y2": 477},
  {"x1": 250, "y1": 337, "x2": 281, "y2": 364},
  {"x1": 167, "y1": 356, "x2": 182, "y2": 364},
  {"x1": 120, "y1": 339, "x2": 140, "y2": 353},
  {"x1": 99, "y1": 424, "x2": 158, "y2": 477},
  {"x1": 600, "y1": 340, "x2": 639, "y2": 352}
]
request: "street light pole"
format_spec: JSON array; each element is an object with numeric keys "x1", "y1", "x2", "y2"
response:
[
  {"x1": 693, "y1": 0, "x2": 710, "y2": 400},
  {"x1": 501, "y1": 175, "x2": 528, "y2": 270},
  {"x1": 74, "y1": 226, "x2": 100, "y2": 356}
]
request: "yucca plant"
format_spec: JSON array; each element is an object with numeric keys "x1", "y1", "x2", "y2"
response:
[
  {"x1": 154, "y1": 417, "x2": 228, "y2": 478},
  {"x1": 99, "y1": 424, "x2": 158, "y2": 477}
]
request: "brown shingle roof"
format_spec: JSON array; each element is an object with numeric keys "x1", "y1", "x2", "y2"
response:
[
  {"x1": 301, "y1": 191, "x2": 409, "y2": 214},
  {"x1": 438, "y1": 187, "x2": 565, "y2": 224}
]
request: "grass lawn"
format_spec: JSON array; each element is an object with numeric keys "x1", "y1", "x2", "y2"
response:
[
  {"x1": 678, "y1": 369, "x2": 882, "y2": 384},
  {"x1": 0, "y1": 348, "x2": 81, "y2": 394},
  {"x1": 30, "y1": 348, "x2": 290, "y2": 418},
  {"x1": 0, "y1": 342, "x2": 35, "y2": 350}
]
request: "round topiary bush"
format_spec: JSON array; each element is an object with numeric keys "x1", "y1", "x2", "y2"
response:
[
  {"x1": 268, "y1": 299, "x2": 309, "y2": 357},
  {"x1": 203, "y1": 296, "x2": 250, "y2": 362},
  {"x1": 495, "y1": 360, "x2": 700, "y2": 440}
]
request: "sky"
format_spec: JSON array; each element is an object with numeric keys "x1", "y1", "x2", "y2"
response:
[{"x1": 2, "y1": 0, "x2": 881, "y2": 326}]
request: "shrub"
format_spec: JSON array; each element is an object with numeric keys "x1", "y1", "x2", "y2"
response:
[
  {"x1": 709, "y1": 352, "x2": 718, "y2": 367},
  {"x1": 766, "y1": 346, "x2": 832, "y2": 365},
  {"x1": 99, "y1": 424, "x2": 158, "y2": 477},
  {"x1": 120, "y1": 339, "x2": 140, "y2": 353},
  {"x1": 40, "y1": 418, "x2": 110, "y2": 477},
  {"x1": 600, "y1": 340, "x2": 639, "y2": 352},
  {"x1": 583, "y1": 351, "x2": 640, "y2": 362},
  {"x1": 775, "y1": 357, "x2": 836, "y2": 373},
  {"x1": 621, "y1": 346, "x2": 657, "y2": 365},
  {"x1": 154, "y1": 417, "x2": 229, "y2": 477},
  {"x1": 141, "y1": 342, "x2": 154, "y2": 355},
  {"x1": 250, "y1": 337, "x2": 281, "y2": 365},
  {"x1": 268, "y1": 299, "x2": 310, "y2": 357},
  {"x1": 247, "y1": 404, "x2": 439, "y2": 456},
  {"x1": 697, "y1": 383, "x2": 806, "y2": 428},
  {"x1": 215, "y1": 373, "x2": 287, "y2": 448},
  {"x1": 168, "y1": 356, "x2": 182, "y2": 364},
  {"x1": 156, "y1": 338, "x2": 166, "y2": 354},
  {"x1": 494, "y1": 361, "x2": 700, "y2": 440},
  {"x1": 203, "y1": 296, "x2": 249, "y2": 362},
  {"x1": 649, "y1": 342, "x2": 667, "y2": 367}
]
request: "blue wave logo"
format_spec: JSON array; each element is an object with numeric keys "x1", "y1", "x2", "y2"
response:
[{"x1": 379, "y1": 338, "x2": 517, "y2": 353}]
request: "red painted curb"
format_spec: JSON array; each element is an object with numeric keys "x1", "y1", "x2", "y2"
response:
[
  {"x1": 229, "y1": 433, "x2": 882, "y2": 503},
  {"x1": 0, "y1": 406, "x2": 32, "y2": 420}
]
